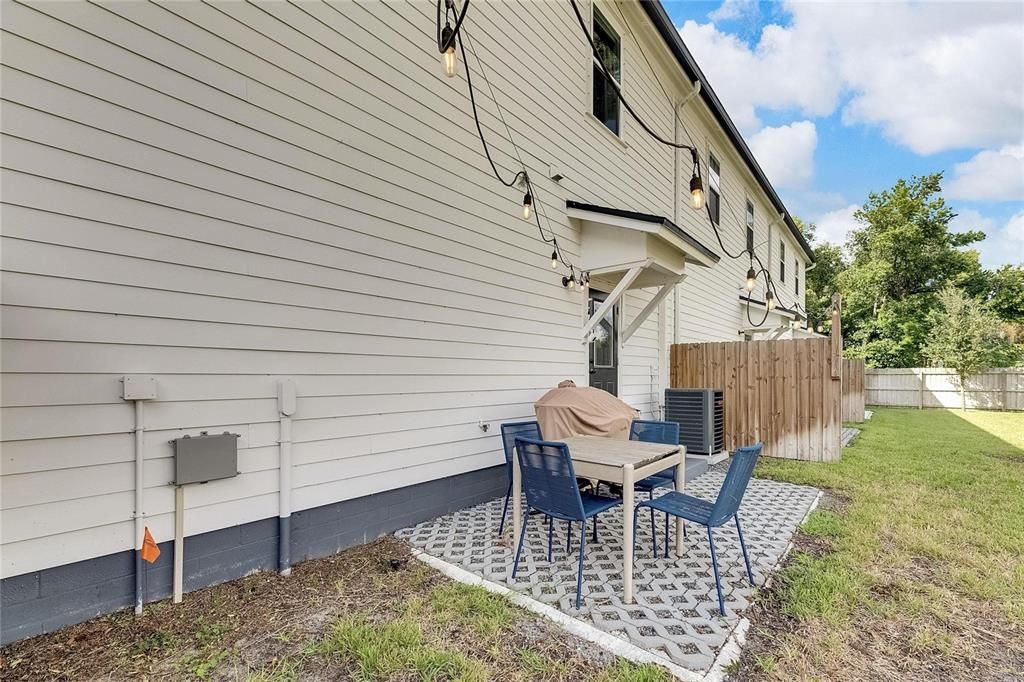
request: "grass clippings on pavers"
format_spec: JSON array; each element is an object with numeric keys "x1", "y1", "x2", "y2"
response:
[
  {"x1": 730, "y1": 407, "x2": 1024, "y2": 681},
  {"x1": 0, "y1": 537, "x2": 670, "y2": 682}
]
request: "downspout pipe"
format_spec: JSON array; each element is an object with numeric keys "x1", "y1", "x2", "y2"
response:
[{"x1": 278, "y1": 380, "x2": 296, "y2": 576}]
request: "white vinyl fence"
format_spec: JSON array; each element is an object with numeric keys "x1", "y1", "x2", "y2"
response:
[{"x1": 865, "y1": 368, "x2": 1024, "y2": 411}]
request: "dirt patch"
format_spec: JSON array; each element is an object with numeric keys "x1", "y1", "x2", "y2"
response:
[
  {"x1": 728, "y1": 489, "x2": 1024, "y2": 681},
  {"x1": 0, "y1": 538, "x2": 629, "y2": 681}
]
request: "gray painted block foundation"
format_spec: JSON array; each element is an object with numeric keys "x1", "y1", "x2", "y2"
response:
[{"x1": 1, "y1": 464, "x2": 507, "y2": 646}]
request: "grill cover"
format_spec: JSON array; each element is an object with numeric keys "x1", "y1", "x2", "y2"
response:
[{"x1": 534, "y1": 383, "x2": 639, "y2": 441}]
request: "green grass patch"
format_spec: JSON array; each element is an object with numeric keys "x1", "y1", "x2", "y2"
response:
[
  {"x1": 800, "y1": 510, "x2": 843, "y2": 538},
  {"x1": 316, "y1": 614, "x2": 486, "y2": 681},
  {"x1": 758, "y1": 407, "x2": 1024, "y2": 626},
  {"x1": 598, "y1": 659, "x2": 672, "y2": 682},
  {"x1": 428, "y1": 583, "x2": 515, "y2": 638}
]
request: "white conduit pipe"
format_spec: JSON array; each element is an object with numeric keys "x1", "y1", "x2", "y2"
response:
[
  {"x1": 278, "y1": 380, "x2": 296, "y2": 576},
  {"x1": 133, "y1": 399, "x2": 145, "y2": 615}
]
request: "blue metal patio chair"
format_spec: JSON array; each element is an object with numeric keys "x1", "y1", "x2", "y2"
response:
[
  {"x1": 629, "y1": 419, "x2": 683, "y2": 555},
  {"x1": 498, "y1": 421, "x2": 541, "y2": 535},
  {"x1": 633, "y1": 442, "x2": 763, "y2": 615},
  {"x1": 511, "y1": 437, "x2": 621, "y2": 609}
]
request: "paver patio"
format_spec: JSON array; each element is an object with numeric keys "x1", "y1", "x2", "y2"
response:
[{"x1": 398, "y1": 469, "x2": 821, "y2": 675}]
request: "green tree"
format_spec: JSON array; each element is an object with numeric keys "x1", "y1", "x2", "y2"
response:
[
  {"x1": 793, "y1": 217, "x2": 848, "y2": 332},
  {"x1": 923, "y1": 286, "x2": 1020, "y2": 410},
  {"x1": 838, "y1": 173, "x2": 986, "y2": 366},
  {"x1": 984, "y1": 265, "x2": 1024, "y2": 324}
]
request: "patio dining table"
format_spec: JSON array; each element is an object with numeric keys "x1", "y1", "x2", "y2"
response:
[{"x1": 511, "y1": 434, "x2": 685, "y2": 604}]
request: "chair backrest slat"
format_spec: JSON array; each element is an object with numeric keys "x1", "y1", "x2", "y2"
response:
[
  {"x1": 629, "y1": 419, "x2": 680, "y2": 446},
  {"x1": 514, "y1": 437, "x2": 585, "y2": 521},
  {"x1": 709, "y1": 443, "x2": 763, "y2": 526},
  {"x1": 500, "y1": 421, "x2": 541, "y2": 473}
]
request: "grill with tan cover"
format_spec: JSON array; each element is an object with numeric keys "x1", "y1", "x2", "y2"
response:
[{"x1": 534, "y1": 381, "x2": 639, "y2": 441}]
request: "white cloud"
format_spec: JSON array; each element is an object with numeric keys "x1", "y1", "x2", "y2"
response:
[
  {"x1": 813, "y1": 204, "x2": 861, "y2": 246},
  {"x1": 945, "y1": 145, "x2": 1024, "y2": 202},
  {"x1": 747, "y1": 121, "x2": 817, "y2": 189},
  {"x1": 951, "y1": 208, "x2": 1024, "y2": 268},
  {"x1": 679, "y1": 2, "x2": 1024, "y2": 153},
  {"x1": 708, "y1": 0, "x2": 757, "y2": 22}
]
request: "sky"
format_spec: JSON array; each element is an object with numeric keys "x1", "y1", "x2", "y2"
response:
[{"x1": 662, "y1": 0, "x2": 1024, "y2": 268}]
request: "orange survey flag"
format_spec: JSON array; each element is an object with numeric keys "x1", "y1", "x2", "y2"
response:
[{"x1": 141, "y1": 527, "x2": 161, "y2": 564}]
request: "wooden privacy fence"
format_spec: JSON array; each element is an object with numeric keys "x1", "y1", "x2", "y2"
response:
[
  {"x1": 865, "y1": 368, "x2": 1024, "y2": 411},
  {"x1": 670, "y1": 337, "x2": 842, "y2": 461},
  {"x1": 842, "y1": 358, "x2": 865, "y2": 422}
]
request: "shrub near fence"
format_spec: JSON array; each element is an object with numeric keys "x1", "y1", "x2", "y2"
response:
[{"x1": 865, "y1": 368, "x2": 1024, "y2": 411}]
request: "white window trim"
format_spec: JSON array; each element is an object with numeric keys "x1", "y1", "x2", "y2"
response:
[
  {"x1": 588, "y1": 3, "x2": 625, "y2": 140},
  {"x1": 707, "y1": 147, "x2": 722, "y2": 226}
]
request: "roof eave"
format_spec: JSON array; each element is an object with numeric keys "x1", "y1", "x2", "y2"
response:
[{"x1": 638, "y1": 0, "x2": 815, "y2": 262}]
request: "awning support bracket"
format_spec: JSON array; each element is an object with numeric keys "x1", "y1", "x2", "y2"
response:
[
  {"x1": 580, "y1": 261, "x2": 648, "y2": 343},
  {"x1": 620, "y1": 275, "x2": 685, "y2": 345}
]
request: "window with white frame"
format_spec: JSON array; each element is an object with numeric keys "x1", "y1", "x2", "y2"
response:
[
  {"x1": 592, "y1": 8, "x2": 621, "y2": 135},
  {"x1": 779, "y1": 240, "x2": 786, "y2": 282},
  {"x1": 745, "y1": 200, "x2": 754, "y2": 253},
  {"x1": 708, "y1": 152, "x2": 721, "y2": 225}
]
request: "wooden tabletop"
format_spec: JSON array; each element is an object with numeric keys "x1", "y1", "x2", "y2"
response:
[{"x1": 560, "y1": 435, "x2": 680, "y2": 469}]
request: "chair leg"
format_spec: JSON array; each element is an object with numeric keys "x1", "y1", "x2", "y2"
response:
[
  {"x1": 511, "y1": 512, "x2": 530, "y2": 579},
  {"x1": 576, "y1": 519, "x2": 588, "y2": 609},
  {"x1": 649, "y1": 490, "x2": 657, "y2": 556},
  {"x1": 664, "y1": 511, "x2": 670, "y2": 559},
  {"x1": 707, "y1": 527, "x2": 726, "y2": 616},
  {"x1": 630, "y1": 505, "x2": 641, "y2": 560},
  {"x1": 735, "y1": 515, "x2": 755, "y2": 585},
  {"x1": 592, "y1": 516, "x2": 598, "y2": 543},
  {"x1": 566, "y1": 521, "x2": 572, "y2": 552},
  {"x1": 498, "y1": 480, "x2": 513, "y2": 536},
  {"x1": 547, "y1": 515, "x2": 554, "y2": 562}
]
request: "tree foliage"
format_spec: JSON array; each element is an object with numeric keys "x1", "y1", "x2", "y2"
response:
[
  {"x1": 923, "y1": 286, "x2": 1020, "y2": 408},
  {"x1": 793, "y1": 173, "x2": 1022, "y2": 367}
]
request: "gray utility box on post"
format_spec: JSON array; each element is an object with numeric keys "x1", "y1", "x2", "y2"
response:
[{"x1": 171, "y1": 432, "x2": 240, "y2": 485}]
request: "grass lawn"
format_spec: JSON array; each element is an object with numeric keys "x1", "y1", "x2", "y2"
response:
[
  {"x1": 738, "y1": 407, "x2": 1024, "y2": 680},
  {"x1": 0, "y1": 538, "x2": 668, "y2": 682}
]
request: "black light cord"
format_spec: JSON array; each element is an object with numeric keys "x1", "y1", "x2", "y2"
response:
[
  {"x1": 457, "y1": 25, "x2": 575, "y2": 271},
  {"x1": 436, "y1": 0, "x2": 470, "y2": 53}
]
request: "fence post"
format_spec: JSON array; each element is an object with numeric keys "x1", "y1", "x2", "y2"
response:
[
  {"x1": 918, "y1": 369, "x2": 924, "y2": 409},
  {"x1": 1001, "y1": 370, "x2": 1009, "y2": 411},
  {"x1": 830, "y1": 294, "x2": 842, "y2": 380}
]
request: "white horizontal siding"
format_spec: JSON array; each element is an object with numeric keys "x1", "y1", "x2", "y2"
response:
[{"x1": 0, "y1": 0, "x2": 793, "y2": 578}]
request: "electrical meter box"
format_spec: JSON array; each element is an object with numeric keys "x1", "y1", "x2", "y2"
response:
[{"x1": 172, "y1": 432, "x2": 240, "y2": 485}]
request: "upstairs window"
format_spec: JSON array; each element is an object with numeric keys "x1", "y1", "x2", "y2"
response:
[
  {"x1": 779, "y1": 240, "x2": 786, "y2": 282},
  {"x1": 592, "y1": 9, "x2": 621, "y2": 135},
  {"x1": 745, "y1": 200, "x2": 754, "y2": 253},
  {"x1": 708, "y1": 153, "x2": 721, "y2": 225},
  {"x1": 795, "y1": 259, "x2": 800, "y2": 295}
]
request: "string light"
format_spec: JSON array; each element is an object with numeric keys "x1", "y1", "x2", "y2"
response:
[
  {"x1": 440, "y1": 0, "x2": 816, "y2": 311},
  {"x1": 436, "y1": 0, "x2": 468, "y2": 79},
  {"x1": 440, "y1": 25, "x2": 457, "y2": 77},
  {"x1": 765, "y1": 290, "x2": 776, "y2": 311}
]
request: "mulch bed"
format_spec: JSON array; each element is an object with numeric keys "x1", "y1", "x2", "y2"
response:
[{"x1": 0, "y1": 538, "x2": 619, "y2": 681}]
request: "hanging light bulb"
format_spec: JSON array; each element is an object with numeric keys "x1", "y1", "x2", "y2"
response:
[
  {"x1": 745, "y1": 266, "x2": 756, "y2": 292},
  {"x1": 521, "y1": 192, "x2": 532, "y2": 221},
  {"x1": 582, "y1": 272, "x2": 590, "y2": 290},
  {"x1": 550, "y1": 250, "x2": 558, "y2": 269},
  {"x1": 688, "y1": 172, "x2": 704, "y2": 211},
  {"x1": 765, "y1": 290, "x2": 776, "y2": 311},
  {"x1": 440, "y1": 24, "x2": 457, "y2": 78},
  {"x1": 562, "y1": 274, "x2": 575, "y2": 289}
]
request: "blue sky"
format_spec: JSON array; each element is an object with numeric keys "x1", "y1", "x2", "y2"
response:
[{"x1": 663, "y1": 0, "x2": 1023, "y2": 268}]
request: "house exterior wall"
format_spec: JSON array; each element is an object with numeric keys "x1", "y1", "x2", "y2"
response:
[{"x1": 0, "y1": 0, "x2": 805, "y2": 641}]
